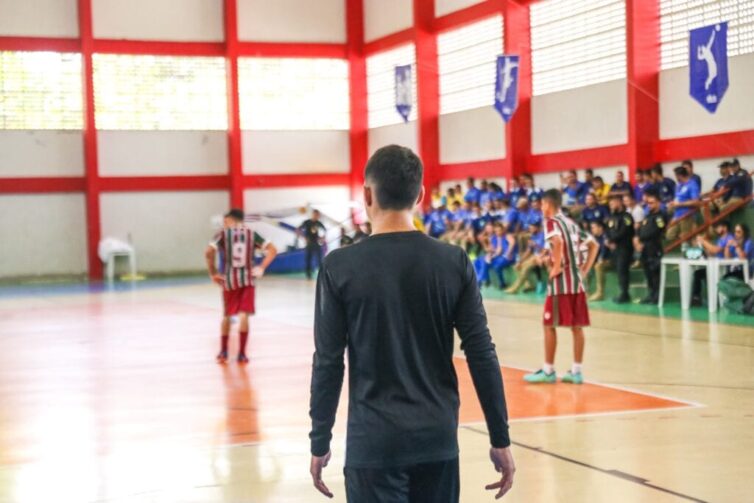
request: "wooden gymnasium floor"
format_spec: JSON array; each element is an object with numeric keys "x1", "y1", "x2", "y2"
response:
[{"x1": 0, "y1": 275, "x2": 752, "y2": 502}]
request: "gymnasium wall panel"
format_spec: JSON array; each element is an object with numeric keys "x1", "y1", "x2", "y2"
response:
[
  {"x1": 364, "y1": 0, "x2": 413, "y2": 42},
  {"x1": 97, "y1": 131, "x2": 228, "y2": 176},
  {"x1": 659, "y1": 53, "x2": 754, "y2": 139},
  {"x1": 0, "y1": 130, "x2": 84, "y2": 177},
  {"x1": 237, "y1": 0, "x2": 346, "y2": 43},
  {"x1": 434, "y1": 0, "x2": 485, "y2": 18},
  {"x1": 0, "y1": 194, "x2": 87, "y2": 277},
  {"x1": 0, "y1": 0, "x2": 79, "y2": 37},
  {"x1": 439, "y1": 107, "x2": 505, "y2": 164},
  {"x1": 244, "y1": 186, "x2": 352, "y2": 222},
  {"x1": 533, "y1": 166, "x2": 625, "y2": 193},
  {"x1": 241, "y1": 130, "x2": 350, "y2": 174},
  {"x1": 100, "y1": 191, "x2": 228, "y2": 272},
  {"x1": 531, "y1": 79, "x2": 628, "y2": 155},
  {"x1": 91, "y1": 0, "x2": 224, "y2": 41},
  {"x1": 368, "y1": 122, "x2": 418, "y2": 157},
  {"x1": 662, "y1": 155, "x2": 754, "y2": 195}
]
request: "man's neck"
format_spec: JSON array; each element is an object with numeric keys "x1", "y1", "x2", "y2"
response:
[{"x1": 370, "y1": 210, "x2": 417, "y2": 235}]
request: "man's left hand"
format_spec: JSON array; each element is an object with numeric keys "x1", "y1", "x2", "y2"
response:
[
  {"x1": 310, "y1": 452, "x2": 333, "y2": 498},
  {"x1": 252, "y1": 266, "x2": 265, "y2": 278}
]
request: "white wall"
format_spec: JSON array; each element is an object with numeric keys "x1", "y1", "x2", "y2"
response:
[
  {"x1": 100, "y1": 191, "x2": 228, "y2": 272},
  {"x1": 435, "y1": 0, "x2": 484, "y2": 17},
  {"x1": 0, "y1": 0, "x2": 79, "y2": 37},
  {"x1": 237, "y1": 0, "x2": 345, "y2": 43},
  {"x1": 242, "y1": 130, "x2": 350, "y2": 174},
  {"x1": 0, "y1": 131, "x2": 84, "y2": 177},
  {"x1": 368, "y1": 121, "x2": 418, "y2": 156},
  {"x1": 662, "y1": 155, "x2": 754, "y2": 194},
  {"x1": 533, "y1": 166, "x2": 626, "y2": 193},
  {"x1": 97, "y1": 131, "x2": 228, "y2": 176},
  {"x1": 0, "y1": 194, "x2": 87, "y2": 277},
  {"x1": 92, "y1": 0, "x2": 223, "y2": 41},
  {"x1": 439, "y1": 107, "x2": 505, "y2": 164},
  {"x1": 531, "y1": 79, "x2": 628, "y2": 154},
  {"x1": 660, "y1": 52, "x2": 754, "y2": 139},
  {"x1": 244, "y1": 186, "x2": 351, "y2": 222},
  {"x1": 364, "y1": 0, "x2": 413, "y2": 42}
]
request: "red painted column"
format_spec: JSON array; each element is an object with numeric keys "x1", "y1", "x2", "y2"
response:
[
  {"x1": 502, "y1": 0, "x2": 532, "y2": 188},
  {"x1": 626, "y1": 0, "x2": 659, "y2": 183},
  {"x1": 413, "y1": 0, "x2": 440, "y2": 202},
  {"x1": 78, "y1": 0, "x2": 102, "y2": 280},
  {"x1": 346, "y1": 0, "x2": 368, "y2": 206},
  {"x1": 224, "y1": 0, "x2": 244, "y2": 209}
]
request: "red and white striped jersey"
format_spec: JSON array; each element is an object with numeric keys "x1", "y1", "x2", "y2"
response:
[
  {"x1": 544, "y1": 213, "x2": 593, "y2": 296},
  {"x1": 211, "y1": 226, "x2": 267, "y2": 291}
]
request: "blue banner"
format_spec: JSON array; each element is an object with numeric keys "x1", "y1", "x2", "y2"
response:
[
  {"x1": 395, "y1": 64, "x2": 412, "y2": 122},
  {"x1": 494, "y1": 54, "x2": 519, "y2": 122},
  {"x1": 689, "y1": 22, "x2": 728, "y2": 114}
]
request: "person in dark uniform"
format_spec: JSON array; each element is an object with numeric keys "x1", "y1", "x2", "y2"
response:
[
  {"x1": 605, "y1": 194, "x2": 634, "y2": 303},
  {"x1": 634, "y1": 189, "x2": 668, "y2": 304},
  {"x1": 298, "y1": 209, "x2": 326, "y2": 279}
]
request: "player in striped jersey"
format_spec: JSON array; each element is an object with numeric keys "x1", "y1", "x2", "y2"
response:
[
  {"x1": 205, "y1": 209, "x2": 277, "y2": 364},
  {"x1": 524, "y1": 189, "x2": 598, "y2": 385}
]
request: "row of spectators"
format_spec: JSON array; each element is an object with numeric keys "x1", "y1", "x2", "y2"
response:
[{"x1": 420, "y1": 159, "x2": 753, "y2": 305}]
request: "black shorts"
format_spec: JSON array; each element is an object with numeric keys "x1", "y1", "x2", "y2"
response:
[{"x1": 344, "y1": 457, "x2": 459, "y2": 503}]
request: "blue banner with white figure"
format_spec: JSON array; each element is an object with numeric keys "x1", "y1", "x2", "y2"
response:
[
  {"x1": 395, "y1": 64, "x2": 412, "y2": 122},
  {"x1": 494, "y1": 54, "x2": 519, "y2": 122},
  {"x1": 689, "y1": 22, "x2": 728, "y2": 114}
]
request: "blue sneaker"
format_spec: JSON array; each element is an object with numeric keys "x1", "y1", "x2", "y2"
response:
[
  {"x1": 561, "y1": 371, "x2": 583, "y2": 384},
  {"x1": 523, "y1": 369, "x2": 557, "y2": 383}
]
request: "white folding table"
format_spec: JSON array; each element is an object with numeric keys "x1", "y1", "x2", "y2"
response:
[{"x1": 659, "y1": 257, "x2": 749, "y2": 312}]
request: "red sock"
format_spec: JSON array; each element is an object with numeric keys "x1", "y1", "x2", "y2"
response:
[
  {"x1": 221, "y1": 334, "x2": 229, "y2": 353},
  {"x1": 239, "y1": 331, "x2": 249, "y2": 357}
]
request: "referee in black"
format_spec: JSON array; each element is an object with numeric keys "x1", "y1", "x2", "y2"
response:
[
  {"x1": 308, "y1": 145, "x2": 515, "y2": 502},
  {"x1": 299, "y1": 209, "x2": 327, "y2": 279}
]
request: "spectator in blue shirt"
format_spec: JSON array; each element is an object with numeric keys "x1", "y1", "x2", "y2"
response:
[
  {"x1": 725, "y1": 223, "x2": 754, "y2": 280},
  {"x1": 651, "y1": 164, "x2": 676, "y2": 204},
  {"x1": 692, "y1": 221, "x2": 734, "y2": 306},
  {"x1": 721, "y1": 158, "x2": 753, "y2": 212},
  {"x1": 634, "y1": 169, "x2": 650, "y2": 202},
  {"x1": 504, "y1": 221, "x2": 546, "y2": 294},
  {"x1": 581, "y1": 193, "x2": 609, "y2": 229},
  {"x1": 424, "y1": 205, "x2": 453, "y2": 239},
  {"x1": 711, "y1": 161, "x2": 732, "y2": 212},
  {"x1": 609, "y1": 170, "x2": 633, "y2": 197},
  {"x1": 526, "y1": 197, "x2": 543, "y2": 228},
  {"x1": 521, "y1": 174, "x2": 544, "y2": 201},
  {"x1": 464, "y1": 177, "x2": 481, "y2": 204},
  {"x1": 478, "y1": 180, "x2": 493, "y2": 207},
  {"x1": 667, "y1": 165, "x2": 700, "y2": 243},
  {"x1": 681, "y1": 160, "x2": 702, "y2": 192},
  {"x1": 563, "y1": 173, "x2": 588, "y2": 218}
]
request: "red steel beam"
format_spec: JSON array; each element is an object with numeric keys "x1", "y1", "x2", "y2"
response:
[
  {"x1": 0, "y1": 36, "x2": 80, "y2": 52},
  {"x1": 439, "y1": 159, "x2": 505, "y2": 180},
  {"x1": 655, "y1": 130, "x2": 754, "y2": 162},
  {"x1": 98, "y1": 175, "x2": 230, "y2": 192},
  {"x1": 0, "y1": 177, "x2": 86, "y2": 193},
  {"x1": 92, "y1": 39, "x2": 225, "y2": 56},
  {"x1": 242, "y1": 173, "x2": 350, "y2": 188},
  {"x1": 414, "y1": 0, "x2": 440, "y2": 201},
  {"x1": 236, "y1": 41, "x2": 347, "y2": 58},
  {"x1": 528, "y1": 144, "x2": 628, "y2": 173},
  {"x1": 346, "y1": 0, "x2": 369, "y2": 202},
  {"x1": 223, "y1": 0, "x2": 244, "y2": 209},
  {"x1": 503, "y1": 0, "x2": 531, "y2": 186},
  {"x1": 78, "y1": 0, "x2": 103, "y2": 281},
  {"x1": 625, "y1": 0, "x2": 659, "y2": 183}
]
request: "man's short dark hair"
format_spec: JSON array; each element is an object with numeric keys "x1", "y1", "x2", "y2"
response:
[
  {"x1": 716, "y1": 220, "x2": 730, "y2": 231},
  {"x1": 674, "y1": 166, "x2": 689, "y2": 178},
  {"x1": 586, "y1": 168, "x2": 594, "y2": 176},
  {"x1": 225, "y1": 208, "x2": 245, "y2": 221},
  {"x1": 644, "y1": 187, "x2": 661, "y2": 200},
  {"x1": 682, "y1": 159, "x2": 693, "y2": 168},
  {"x1": 732, "y1": 158, "x2": 741, "y2": 168},
  {"x1": 365, "y1": 145, "x2": 423, "y2": 211},
  {"x1": 543, "y1": 189, "x2": 562, "y2": 208},
  {"x1": 593, "y1": 176, "x2": 604, "y2": 183},
  {"x1": 652, "y1": 165, "x2": 664, "y2": 176},
  {"x1": 719, "y1": 161, "x2": 730, "y2": 169}
]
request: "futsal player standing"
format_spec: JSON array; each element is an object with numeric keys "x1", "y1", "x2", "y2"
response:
[
  {"x1": 205, "y1": 209, "x2": 277, "y2": 364},
  {"x1": 524, "y1": 189, "x2": 598, "y2": 384},
  {"x1": 308, "y1": 145, "x2": 515, "y2": 502}
]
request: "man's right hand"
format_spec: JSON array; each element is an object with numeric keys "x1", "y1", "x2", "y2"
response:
[
  {"x1": 211, "y1": 274, "x2": 224, "y2": 286},
  {"x1": 486, "y1": 446, "x2": 515, "y2": 499}
]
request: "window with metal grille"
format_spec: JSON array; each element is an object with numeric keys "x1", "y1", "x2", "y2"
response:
[
  {"x1": 0, "y1": 51, "x2": 83, "y2": 129},
  {"x1": 438, "y1": 16, "x2": 503, "y2": 115},
  {"x1": 93, "y1": 54, "x2": 227, "y2": 130},
  {"x1": 238, "y1": 58, "x2": 349, "y2": 130},
  {"x1": 660, "y1": 0, "x2": 754, "y2": 70},
  {"x1": 367, "y1": 44, "x2": 417, "y2": 128},
  {"x1": 530, "y1": 0, "x2": 626, "y2": 96}
]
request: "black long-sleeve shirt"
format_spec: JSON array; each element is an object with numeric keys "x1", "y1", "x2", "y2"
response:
[{"x1": 309, "y1": 231, "x2": 510, "y2": 469}]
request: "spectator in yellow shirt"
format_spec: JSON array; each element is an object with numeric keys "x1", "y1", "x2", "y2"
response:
[{"x1": 592, "y1": 176, "x2": 610, "y2": 205}]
